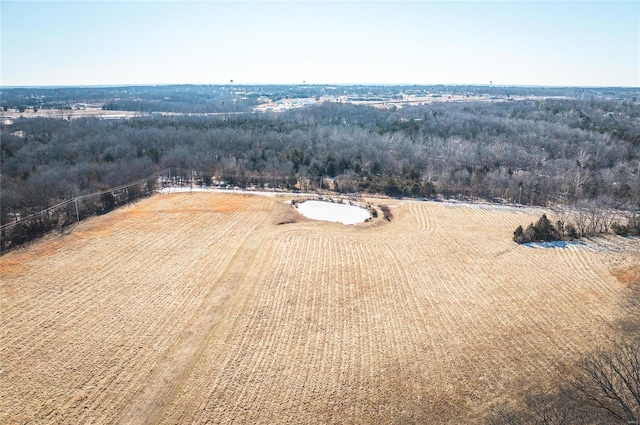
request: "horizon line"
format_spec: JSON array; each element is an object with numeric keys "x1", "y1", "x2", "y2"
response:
[{"x1": 2, "y1": 83, "x2": 639, "y2": 90}]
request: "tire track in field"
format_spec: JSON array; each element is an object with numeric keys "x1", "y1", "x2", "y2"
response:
[
  {"x1": 1, "y1": 206, "x2": 250, "y2": 360},
  {"x1": 1, "y1": 194, "x2": 273, "y2": 424},
  {"x1": 1, "y1": 218, "x2": 198, "y2": 423},
  {"x1": 92, "y1": 212, "x2": 252, "y2": 421},
  {"x1": 158, "y1": 231, "x2": 294, "y2": 423},
  {"x1": 114, "y1": 212, "x2": 270, "y2": 425}
]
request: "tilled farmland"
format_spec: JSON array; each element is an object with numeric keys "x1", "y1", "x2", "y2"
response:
[{"x1": 1, "y1": 192, "x2": 637, "y2": 424}]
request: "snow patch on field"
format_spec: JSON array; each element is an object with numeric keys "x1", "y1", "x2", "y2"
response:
[
  {"x1": 159, "y1": 187, "x2": 278, "y2": 197},
  {"x1": 523, "y1": 241, "x2": 587, "y2": 249},
  {"x1": 522, "y1": 237, "x2": 639, "y2": 252},
  {"x1": 295, "y1": 200, "x2": 371, "y2": 225},
  {"x1": 443, "y1": 199, "x2": 537, "y2": 213}
]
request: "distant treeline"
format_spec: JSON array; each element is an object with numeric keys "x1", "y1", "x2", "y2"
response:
[
  {"x1": 2, "y1": 84, "x2": 639, "y2": 114},
  {"x1": 1, "y1": 85, "x2": 259, "y2": 114},
  {"x1": 2, "y1": 95, "x2": 640, "y2": 229}
]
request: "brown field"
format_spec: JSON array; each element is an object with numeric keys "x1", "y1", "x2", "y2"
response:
[{"x1": 1, "y1": 192, "x2": 638, "y2": 424}]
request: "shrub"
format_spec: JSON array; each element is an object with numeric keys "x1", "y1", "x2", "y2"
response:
[
  {"x1": 612, "y1": 222, "x2": 629, "y2": 237},
  {"x1": 513, "y1": 225, "x2": 523, "y2": 241},
  {"x1": 565, "y1": 223, "x2": 578, "y2": 239},
  {"x1": 99, "y1": 192, "x2": 116, "y2": 214},
  {"x1": 629, "y1": 214, "x2": 640, "y2": 236},
  {"x1": 379, "y1": 204, "x2": 393, "y2": 221},
  {"x1": 127, "y1": 185, "x2": 142, "y2": 202},
  {"x1": 613, "y1": 214, "x2": 640, "y2": 237}
]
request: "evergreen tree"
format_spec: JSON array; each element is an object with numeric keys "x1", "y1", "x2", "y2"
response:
[
  {"x1": 513, "y1": 214, "x2": 561, "y2": 244},
  {"x1": 534, "y1": 214, "x2": 560, "y2": 241}
]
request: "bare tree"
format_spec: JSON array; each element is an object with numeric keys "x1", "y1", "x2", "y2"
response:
[
  {"x1": 524, "y1": 389, "x2": 595, "y2": 425},
  {"x1": 485, "y1": 401, "x2": 525, "y2": 425},
  {"x1": 570, "y1": 342, "x2": 640, "y2": 423},
  {"x1": 552, "y1": 204, "x2": 572, "y2": 238},
  {"x1": 485, "y1": 388, "x2": 595, "y2": 425}
]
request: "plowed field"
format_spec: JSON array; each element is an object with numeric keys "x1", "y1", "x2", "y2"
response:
[{"x1": 1, "y1": 192, "x2": 637, "y2": 424}]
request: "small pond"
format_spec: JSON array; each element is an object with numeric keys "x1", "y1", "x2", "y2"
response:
[{"x1": 295, "y1": 200, "x2": 371, "y2": 225}]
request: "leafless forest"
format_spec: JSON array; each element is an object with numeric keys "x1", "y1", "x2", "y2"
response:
[{"x1": 2, "y1": 86, "x2": 639, "y2": 248}]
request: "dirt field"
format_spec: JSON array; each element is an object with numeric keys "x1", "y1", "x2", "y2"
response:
[{"x1": 1, "y1": 192, "x2": 638, "y2": 424}]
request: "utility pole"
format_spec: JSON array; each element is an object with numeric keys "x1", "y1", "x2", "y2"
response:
[{"x1": 518, "y1": 185, "x2": 523, "y2": 204}]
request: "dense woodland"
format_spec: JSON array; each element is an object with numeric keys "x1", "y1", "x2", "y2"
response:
[{"x1": 2, "y1": 85, "x2": 640, "y2": 248}]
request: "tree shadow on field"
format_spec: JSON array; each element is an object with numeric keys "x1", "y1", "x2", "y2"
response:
[
  {"x1": 357, "y1": 362, "x2": 460, "y2": 425},
  {"x1": 613, "y1": 279, "x2": 640, "y2": 341},
  {"x1": 485, "y1": 278, "x2": 640, "y2": 425}
]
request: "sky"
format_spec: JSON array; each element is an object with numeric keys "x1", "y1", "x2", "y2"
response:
[{"x1": 1, "y1": 1, "x2": 638, "y2": 87}]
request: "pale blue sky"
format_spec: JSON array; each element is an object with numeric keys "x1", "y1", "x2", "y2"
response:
[{"x1": 1, "y1": 1, "x2": 638, "y2": 87}]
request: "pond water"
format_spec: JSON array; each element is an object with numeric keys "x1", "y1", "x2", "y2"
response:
[{"x1": 295, "y1": 200, "x2": 370, "y2": 225}]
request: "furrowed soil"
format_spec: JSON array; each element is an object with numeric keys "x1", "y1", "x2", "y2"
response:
[{"x1": 1, "y1": 193, "x2": 637, "y2": 424}]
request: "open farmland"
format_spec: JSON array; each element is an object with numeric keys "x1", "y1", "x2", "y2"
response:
[{"x1": 1, "y1": 192, "x2": 638, "y2": 424}]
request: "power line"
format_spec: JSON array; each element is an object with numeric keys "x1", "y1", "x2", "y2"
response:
[{"x1": 1, "y1": 169, "x2": 170, "y2": 231}]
